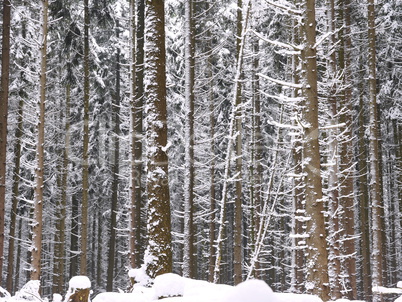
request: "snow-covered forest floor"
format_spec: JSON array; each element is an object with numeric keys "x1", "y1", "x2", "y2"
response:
[{"x1": 2, "y1": 273, "x2": 402, "y2": 302}]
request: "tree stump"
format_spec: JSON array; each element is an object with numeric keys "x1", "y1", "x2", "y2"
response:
[{"x1": 67, "y1": 288, "x2": 90, "y2": 302}]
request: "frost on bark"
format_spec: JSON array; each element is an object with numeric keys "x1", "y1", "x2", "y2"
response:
[
  {"x1": 367, "y1": 0, "x2": 384, "y2": 299},
  {"x1": 130, "y1": 0, "x2": 146, "y2": 270},
  {"x1": 300, "y1": 0, "x2": 329, "y2": 299},
  {"x1": 0, "y1": 0, "x2": 11, "y2": 283},
  {"x1": 31, "y1": 0, "x2": 48, "y2": 281},
  {"x1": 338, "y1": 0, "x2": 357, "y2": 298},
  {"x1": 80, "y1": 0, "x2": 90, "y2": 275},
  {"x1": 144, "y1": 0, "x2": 172, "y2": 279},
  {"x1": 183, "y1": 0, "x2": 196, "y2": 279}
]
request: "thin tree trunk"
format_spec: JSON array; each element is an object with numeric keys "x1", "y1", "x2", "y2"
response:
[
  {"x1": 326, "y1": 0, "x2": 341, "y2": 297},
  {"x1": 233, "y1": 0, "x2": 243, "y2": 286},
  {"x1": 144, "y1": 0, "x2": 172, "y2": 278},
  {"x1": 339, "y1": 0, "x2": 357, "y2": 297},
  {"x1": 53, "y1": 84, "x2": 70, "y2": 294},
  {"x1": 80, "y1": 0, "x2": 90, "y2": 275},
  {"x1": 6, "y1": 97, "x2": 23, "y2": 294},
  {"x1": 207, "y1": 19, "x2": 216, "y2": 282},
  {"x1": 301, "y1": 0, "x2": 330, "y2": 299},
  {"x1": 0, "y1": 0, "x2": 11, "y2": 282},
  {"x1": 183, "y1": 0, "x2": 196, "y2": 279},
  {"x1": 367, "y1": 1, "x2": 384, "y2": 300},
  {"x1": 107, "y1": 23, "x2": 121, "y2": 292},
  {"x1": 31, "y1": 0, "x2": 48, "y2": 281}
]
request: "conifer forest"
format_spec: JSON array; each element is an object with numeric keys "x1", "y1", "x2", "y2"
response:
[{"x1": 0, "y1": 0, "x2": 401, "y2": 301}]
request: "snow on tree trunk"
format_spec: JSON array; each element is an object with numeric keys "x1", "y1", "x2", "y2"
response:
[
  {"x1": 31, "y1": 0, "x2": 48, "y2": 282},
  {"x1": 300, "y1": 0, "x2": 330, "y2": 299},
  {"x1": 0, "y1": 0, "x2": 11, "y2": 284},
  {"x1": 144, "y1": 0, "x2": 172, "y2": 279},
  {"x1": 183, "y1": 0, "x2": 196, "y2": 279},
  {"x1": 80, "y1": 0, "x2": 90, "y2": 276},
  {"x1": 367, "y1": 0, "x2": 384, "y2": 301}
]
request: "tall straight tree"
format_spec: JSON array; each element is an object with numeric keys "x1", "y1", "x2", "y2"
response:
[
  {"x1": 338, "y1": 0, "x2": 357, "y2": 297},
  {"x1": 107, "y1": 21, "x2": 121, "y2": 292},
  {"x1": 31, "y1": 0, "x2": 48, "y2": 281},
  {"x1": 183, "y1": 0, "x2": 195, "y2": 279},
  {"x1": 0, "y1": 0, "x2": 11, "y2": 282},
  {"x1": 300, "y1": 0, "x2": 329, "y2": 299},
  {"x1": 80, "y1": 0, "x2": 90, "y2": 275},
  {"x1": 144, "y1": 0, "x2": 172, "y2": 278},
  {"x1": 367, "y1": 0, "x2": 384, "y2": 297},
  {"x1": 233, "y1": 0, "x2": 244, "y2": 286}
]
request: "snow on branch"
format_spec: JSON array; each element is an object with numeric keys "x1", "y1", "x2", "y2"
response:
[
  {"x1": 252, "y1": 30, "x2": 301, "y2": 51},
  {"x1": 263, "y1": 0, "x2": 302, "y2": 16},
  {"x1": 258, "y1": 73, "x2": 303, "y2": 89}
]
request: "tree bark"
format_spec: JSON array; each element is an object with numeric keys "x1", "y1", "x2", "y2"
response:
[
  {"x1": 301, "y1": 0, "x2": 330, "y2": 299},
  {"x1": 31, "y1": 0, "x2": 48, "y2": 281},
  {"x1": 0, "y1": 0, "x2": 11, "y2": 282},
  {"x1": 107, "y1": 22, "x2": 121, "y2": 292},
  {"x1": 183, "y1": 0, "x2": 196, "y2": 279},
  {"x1": 233, "y1": 0, "x2": 243, "y2": 286},
  {"x1": 144, "y1": 0, "x2": 172, "y2": 278},
  {"x1": 338, "y1": 0, "x2": 357, "y2": 298},
  {"x1": 80, "y1": 0, "x2": 90, "y2": 275},
  {"x1": 367, "y1": 0, "x2": 384, "y2": 300}
]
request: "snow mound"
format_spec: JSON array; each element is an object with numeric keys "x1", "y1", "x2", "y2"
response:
[
  {"x1": 276, "y1": 293, "x2": 322, "y2": 302},
  {"x1": 14, "y1": 281, "x2": 41, "y2": 301},
  {"x1": 221, "y1": 279, "x2": 276, "y2": 302},
  {"x1": 52, "y1": 294, "x2": 62, "y2": 302},
  {"x1": 153, "y1": 273, "x2": 185, "y2": 298},
  {"x1": 0, "y1": 287, "x2": 11, "y2": 299},
  {"x1": 128, "y1": 266, "x2": 151, "y2": 286},
  {"x1": 68, "y1": 276, "x2": 91, "y2": 289},
  {"x1": 93, "y1": 292, "x2": 150, "y2": 302}
]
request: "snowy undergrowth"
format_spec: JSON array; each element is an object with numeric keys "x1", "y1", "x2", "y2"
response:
[{"x1": 2, "y1": 274, "x2": 402, "y2": 302}]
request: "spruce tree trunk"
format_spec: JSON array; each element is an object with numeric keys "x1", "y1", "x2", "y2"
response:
[
  {"x1": 338, "y1": 0, "x2": 357, "y2": 298},
  {"x1": 367, "y1": 0, "x2": 384, "y2": 300},
  {"x1": 183, "y1": 0, "x2": 196, "y2": 279},
  {"x1": 0, "y1": 0, "x2": 11, "y2": 282},
  {"x1": 53, "y1": 84, "x2": 70, "y2": 294},
  {"x1": 325, "y1": 0, "x2": 341, "y2": 297},
  {"x1": 31, "y1": 0, "x2": 48, "y2": 281},
  {"x1": 357, "y1": 88, "x2": 372, "y2": 300},
  {"x1": 144, "y1": 0, "x2": 172, "y2": 278},
  {"x1": 6, "y1": 97, "x2": 23, "y2": 293},
  {"x1": 107, "y1": 23, "x2": 121, "y2": 291},
  {"x1": 233, "y1": 0, "x2": 243, "y2": 286},
  {"x1": 80, "y1": 0, "x2": 90, "y2": 275},
  {"x1": 300, "y1": 0, "x2": 330, "y2": 299}
]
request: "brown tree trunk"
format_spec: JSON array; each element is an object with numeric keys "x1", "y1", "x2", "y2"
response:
[
  {"x1": 233, "y1": 0, "x2": 243, "y2": 286},
  {"x1": 144, "y1": 0, "x2": 172, "y2": 278},
  {"x1": 301, "y1": 0, "x2": 330, "y2": 299},
  {"x1": 183, "y1": 0, "x2": 196, "y2": 279},
  {"x1": 107, "y1": 23, "x2": 121, "y2": 292},
  {"x1": 338, "y1": 0, "x2": 357, "y2": 298},
  {"x1": 367, "y1": 1, "x2": 384, "y2": 301},
  {"x1": 0, "y1": 0, "x2": 11, "y2": 282},
  {"x1": 80, "y1": 0, "x2": 90, "y2": 275},
  {"x1": 31, "y1": 0, "x2": 48, "y2": 281}
]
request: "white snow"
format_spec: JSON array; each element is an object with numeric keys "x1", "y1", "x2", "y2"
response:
[
  {"x1": 128, "y1": 266, "x2": 152, "y2": 286},
  {"x1": 68, "y1": 276, "x2": 91, "y2": 290},
  {"x1": 153, "y1": 273, "x2": 185, "y2": 299},
  {"x1": 221, "y1": 279, "x2": 276, "y2": 302}
]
